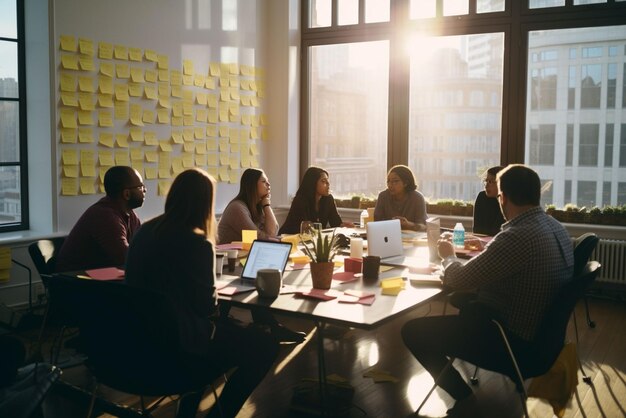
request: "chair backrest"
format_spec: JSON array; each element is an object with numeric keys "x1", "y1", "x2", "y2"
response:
[
  {"x1": 28, "y1": 238, "x2": 66, "y2": 277},
  {"x1": 521, "y1": 261, "x2": 601, "y2": 377},
  {"x1": 47, "y1": 275, "x2": 215, "y2": 395},
  {"x1": 573, "y1": 233, "x2": 599, "y2": 278}
]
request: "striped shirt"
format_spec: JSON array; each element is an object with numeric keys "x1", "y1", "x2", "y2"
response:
[{"x1": 443, "y1": 207, "x2": 574, "y2": 341}]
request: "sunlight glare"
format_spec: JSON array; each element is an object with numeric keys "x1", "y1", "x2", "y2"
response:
[{"x1": 406, "y1": 372, "x2": 448, "y2": 415}]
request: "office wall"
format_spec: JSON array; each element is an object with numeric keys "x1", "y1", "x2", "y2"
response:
[{"x1": 51, "y1": 0, "x2": 281, "y2": 232}]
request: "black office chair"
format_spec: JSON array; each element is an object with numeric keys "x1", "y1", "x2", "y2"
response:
[
  {"x1": 415, "y1": 261, "x2": 602, "y2": 418},
  {"x1": 47, "y1": 274, "x2": 224, "y2": 418},
  {"x1": 573, "y1": 233, "x2": 600, "y2": 328},
  {"x1": 28, "y1": 237, "x2": 66, "y2": 282}
]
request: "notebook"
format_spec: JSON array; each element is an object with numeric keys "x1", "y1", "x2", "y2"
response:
[{"x1": 216, "y1": 240, "x2": 293, "y2": 295}]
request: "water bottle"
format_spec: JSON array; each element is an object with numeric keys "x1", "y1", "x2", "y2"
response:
[
  {"x1": 453, "y1": 222, "x2": 465, "y2": 248},
  {"x1": 360, "y1": 209, "x2": 368, "y2": 227}
]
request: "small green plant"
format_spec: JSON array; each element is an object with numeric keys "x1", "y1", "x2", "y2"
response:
[{"x1": 300, "y1": 229, "x2": 340, "y2": 263}]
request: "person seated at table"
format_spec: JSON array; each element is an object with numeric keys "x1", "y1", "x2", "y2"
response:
[
  {"x1": 279, "y1": 166, "x2": 354, "y2": 235},
  {"x1": 218, "y1": 168, "x2": 306, "y2": 344},
  {"x1": 125, "y1": 168, "x2": 279, "y2": 418},
  {"x1": 373, "y1": 165, "x2": 427, "y2": 231},
  {"x1": 218, "y1": 168, "x2": 279, "y2": 244},
  {"x1": 401, "y1": 164, "x2": 574, "y2": 414},
  {"x1": 56, "y1": 166, "x2": 145, "y2": 272},
  {"x1": 473, "y1": 165, "x2": 506, "y2": 236}
]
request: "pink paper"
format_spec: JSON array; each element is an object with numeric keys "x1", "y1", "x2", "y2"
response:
[
  {"x1": 216, "y1": 243, "x2": 243, "y2": 250},
  {"x1": 296, "y1": 288, "x2": 342, "y2": 301},
  {"x1": 85, "y1": 267, "x2": 125, "y2": 281},
  {"x1": 332, "y1": 271, "x2": 359, "y2": 283}
]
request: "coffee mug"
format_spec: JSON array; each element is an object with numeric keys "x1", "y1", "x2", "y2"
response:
[
  {"x1": 256, "y1": 268, "x2": 282, "y2": 298},
  {"x1": 215, "y1": 252, "x2": 225, "y2": 276}
]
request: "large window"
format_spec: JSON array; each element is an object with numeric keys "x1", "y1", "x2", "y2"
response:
[
  {"x1": 303, "y1": 0, "x2": 626, "y2": 208},
  {"x1": 0, "y1": 0, "x2": 27, "y2": 231}
]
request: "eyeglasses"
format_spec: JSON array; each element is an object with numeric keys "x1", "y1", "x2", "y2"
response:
[
  {"x1": 482, "y1": 179, "x2": 497, "y2": 186},
  {"x1": 126, "y1": 184, "x2": 146, "y2": 191}
]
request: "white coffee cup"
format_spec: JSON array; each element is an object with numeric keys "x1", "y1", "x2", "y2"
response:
[
  {"x1": 256, "y1": 268, "x2": 282, "y2": 298},
  {"x1": 215, "y1": 252, "x2": 225, "y2": 276},
  {"x1": 350, "y1": 237, "x2": 364, "y2": 258}
]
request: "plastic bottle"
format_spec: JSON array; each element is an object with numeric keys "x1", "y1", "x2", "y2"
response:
[
  {"x1": 453, "y1": 222, "x2": 465, "y2": 248},
  {"x1": 360, "y1": 209, "x2": 368, "y2": 227}
]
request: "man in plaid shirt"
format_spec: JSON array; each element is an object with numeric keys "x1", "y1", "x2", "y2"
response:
[{"x1": 402, "y1": 164, "x2": 574, "y2": 411}]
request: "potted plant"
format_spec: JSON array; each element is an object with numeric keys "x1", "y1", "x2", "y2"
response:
[{"x1": 301, "y1": 229, "x2": 340, "y2": 289}]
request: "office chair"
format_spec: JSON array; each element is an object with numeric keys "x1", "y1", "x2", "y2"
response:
[
  {"x1": 28, "y1": 237, "x2": 66, "y2": 282},
  {"x1": 415, "y1": 261, "x2": 602, "y2": 418},
  {"x1": 573, "y1": 233, "x2": 600, "y2": 328},
  {"x1": 47, "y1": 274, "x2": 224, "y2": 418}
]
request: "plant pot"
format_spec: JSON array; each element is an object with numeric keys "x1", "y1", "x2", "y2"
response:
[{"x1": 309, "y1": 261, "x2": 334, "y2": 290}]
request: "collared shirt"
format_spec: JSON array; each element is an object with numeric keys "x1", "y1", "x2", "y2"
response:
[
  {"x1": 442, "y1": 207, "x2": 574, "y2": 341},
  {"x1": 55, "y1": 197, "x2": 141, "y2": 272}
]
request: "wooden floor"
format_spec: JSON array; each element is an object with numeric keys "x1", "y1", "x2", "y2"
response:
[{"x1": 31, "y1": 295, "x2": 626, "y2": 418}]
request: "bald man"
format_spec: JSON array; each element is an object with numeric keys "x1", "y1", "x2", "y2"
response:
[{"x1": 55, "y1": 166, "x2": 146, "y2": 272}]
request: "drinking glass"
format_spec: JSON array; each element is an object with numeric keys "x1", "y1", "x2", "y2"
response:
[{"x1": 300, "y1": 221, "x2": 314, "y2": 242}]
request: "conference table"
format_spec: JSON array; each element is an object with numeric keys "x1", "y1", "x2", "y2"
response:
[{"x1": 217, "y1": 241, "x2": 445, "y2": 414}]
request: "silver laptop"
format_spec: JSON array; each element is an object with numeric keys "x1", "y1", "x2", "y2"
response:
[
  {"x1": 366, "y1": 219, "x2": 413, "y2": 266},
  {"x1": 240, "y1": 240, "x2": 292, "y2": 281}
]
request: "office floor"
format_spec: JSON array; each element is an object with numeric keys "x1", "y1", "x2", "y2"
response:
[{"x1": 26, "y1": 295, "x2": 626, "y2": 417}]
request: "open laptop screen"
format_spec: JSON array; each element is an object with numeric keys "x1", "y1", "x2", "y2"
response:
[{"x1": 240, "y1": 240, "x2": 292, "y2": 281}]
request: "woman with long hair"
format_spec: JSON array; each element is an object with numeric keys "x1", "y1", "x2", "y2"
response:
[
  {"x1": 279, "y1": 166, "x2": 354, "y2": 235},
  {"x1": 218, "y1": 168, "x2": 279, "y2": 244},
  {"x1": 374, "y1": 165, "x2": 427, "y2": 231},
  {"x1": 125, "y1": 168, "x2": 279, "y2": 418}
]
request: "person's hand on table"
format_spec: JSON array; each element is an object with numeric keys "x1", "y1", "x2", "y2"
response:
[
  {"x1": 437, "y1": 239, "x2": 455, "y2": 259},
  {"x1": 464, "y1": 235, "x2": 484, "y2": 251}
]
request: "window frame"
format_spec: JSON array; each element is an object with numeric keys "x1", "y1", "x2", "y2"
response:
[
  {"x1": 300, "y1": 0, "x2": 626, "y2": 203},
  {"x1": 0, "y1": 0, "x2": 28, "y2": 232}
]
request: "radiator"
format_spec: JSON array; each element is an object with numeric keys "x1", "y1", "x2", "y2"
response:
[{"x1": 592, "y1": 239, "x2": 626, "y2": 285}]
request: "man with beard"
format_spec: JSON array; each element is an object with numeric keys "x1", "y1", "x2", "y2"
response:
[{"x1": 55, "y1": 166, "x2": 146, "y2": 272}]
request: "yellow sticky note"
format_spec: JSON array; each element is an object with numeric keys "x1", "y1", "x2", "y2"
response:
[
  {"x1": 183, "y1": 142, "x2": 194, "y2": 152},
  {"x1": 242, "y1": 230, "x2": 257, "y2": 244},
  {"x1": 171, "y1": 131, "x2": 183, "y2": 144},
  {"x1": 129, "y1": 127, "x2": 143, "y2": 142},
  {"x1": 78, "y1": 127, "x2": 93, "y2": 143},
  {"x1": 98, "y1": 94, "x2": 113, "y2": 108},
  {"x1": 60, "y1": 128, "x2": 77, "y2": 143},
  {"x1": 157, "y1": 108, "x2": 170, "y2": 124},
  {"x1": 63, "y1": 165, "x2": 79, "y2": 178},
  {"x1": 145, "y1": 151, "x2": 158, "y2": 163},
  {"x1": 80, "y1": 178, "x2": 96, "y2": 194},
  {"x1": 99, "y1": 132, "x2": 114, "y2": 148},
  {"x1": 99, "y1": 110, "x2": 113, "y2": 127},
  {"x1": 145, "y1": 167, "x2": 158, "y2": 180},
  {"x1": 115, "y1": 150, "x2": 130, "y2": 165},
  {"x1": 114, "y1": 45, "x2": 128, "y2": 60},
  {"x1": 100, "y1": 62, "x2": 114, "y2": 77},
  {"x1": 62, "y1": 148, "x2": 78, "y2": 165},
  {"x1": 158, "y1": 180, "x2": 171, "y2": 196},
  {"x1": 194, "y1": 74, "x2": 205, "y2": 87},
  {"x1": 60, "y1": 108, "x2": 77, "y2": 128},
  {"x1": 207, "y1": 94, "x2": 218, "y2": 108},
  {"x1": 130, "y1": 67, "x2": 144, "y2": 82},
  {"x1": 116, "y1": 63, "x2": 130, "y2": 79},
  {"x1": 194, "y1": 127, "x2": 205, "y2": 139},
  {"x1": 158, "y1": 69, "x2": 170, "y2": 82},
  {"x1": 61, "y1": 92, "x2": 78, "y2": 107},
  {"x1": 129, "y1": 47, "x2": 142, "y2": 62},
  {"x1": 77, "y1": 110, "x2": 93, "y2": 126},
  {"x1": 207, "y1": 153, "x2": 217, "y2": 166},
  {"x1": 99, "y1": 79, "x2": 114, "y2": 98},
  {"x1": 115, "y1": 84, "x2": 129, "y2": 101},
  {"x1": 208, "y1": 109, "x2": 218, "y2": 123},
  {"x1": 157, "y1": 54, "x2": 169, "y2": 70},
  {"x1": 144, "y1": 131, "x2": 157, "y2": 145},
  {"x1": 158, "y1": 168, "x2": 171, "y2": 179},
  {"x1": 128, "y1": 83, "x2": 143, "y2": 97},
  {"x1": 145, "y1": 69, "x2": 157, "y2": 83},
  {"x1": 142, "y1": 109, "x2": 155, "y2": 124},
  {"x1": 78, "y1": 93, "x2": 95, "y2": 110},
  {"x1": 99, "y1": 150, "x2": 114, "y2": 166},
  {"x1": 182, "y1": 153, "x2": 194, "y2": 167},
  {"x1": 171, "y1": 85, "x2": 183, "y2": 98},
  {"x1": 116, "y1": 133, "x2": 129, "y2": 147},
  {"x1": 60, "y1": 35, "x2": 76, "y2": 52},
  {"x1": 183, "y1": 59, "x2": 194, "y2": 75},
  {"x1": 183, "y1": 129, "x2": 193, "y2": 142},
  {"x1": 145, "y1": 85, "x2": 158, "y2": 100},
  {"x1": 183, "y1": 74, "x2": 193, "y2": 86},
  {"x1": 98, "y1": 42, "x2": 113, "y2": 59},
  {"x1": 171, "y1": 116, "x2": 183, "y2": 126},
  {"x1": 114, "y1": 102, "x2": 128, "y2": 120},
  {"x1": 60, "y1": 73, "x2": 76, "y2": 92},
  {"x1": 130, "y1": 147, "x2": 143, "y2": 161},
  {"x1": 145, "y1": 49, "x2": 158, "y2": 62},
  {"x1": 159, "y1": 140, "x2": 172, "y2": 152},
  {"x1": 61, "y1": 178, "x2": 79, "y2": 196},
  {"x1": 196, "y1": 92, "x2": 207, "y2": 105},
  {"x1": 209, "y1": 62, "x2": 220, "y2": 76},
  {"x1": 78, "y1": 38, "x2": 94, "y2": 56},
  {"x1": 195, "y1": 142, "x2": 206, "y2": 154},
  {"x1": 195, "y1": 154, "x2": 207, "y2": 166},
  {"x1": 129, "y1": 104, "x2": 144, "y2": 126},
  {"x1": 78, "y1": 55, "x2": 95, "y2": 71},
  {"x1": 219, "y1": 166, "x2": 229, "y2": 182}
]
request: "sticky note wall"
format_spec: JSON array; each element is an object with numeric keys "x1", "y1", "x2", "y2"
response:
[{"x1": 57, "y1": 34, "x2": 269, "y2": 196}]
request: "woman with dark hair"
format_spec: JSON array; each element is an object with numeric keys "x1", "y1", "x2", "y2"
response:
[
  {"x1": 279, "y1": 166, "x2": 354, "y2": 235},
  {"x1": 218, "y1": 168, "x2": 279, "y2": 244},
  {"x1": 374, "y1": 165, "x2": 427, "y2": 231},
  {"x1": 125, "y1": 168, "x2": 279, "y2": 418},
  {"x1": 218, "y1": 168, "x2": 306, "y2": 344},
  {"x1": 473, "y1": 165, "x2": 506, "y2": 236}
]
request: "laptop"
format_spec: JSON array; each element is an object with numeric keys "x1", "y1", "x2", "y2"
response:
[{"x1": 216, "y1": 240, "x2": 292, "y2": 295}]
